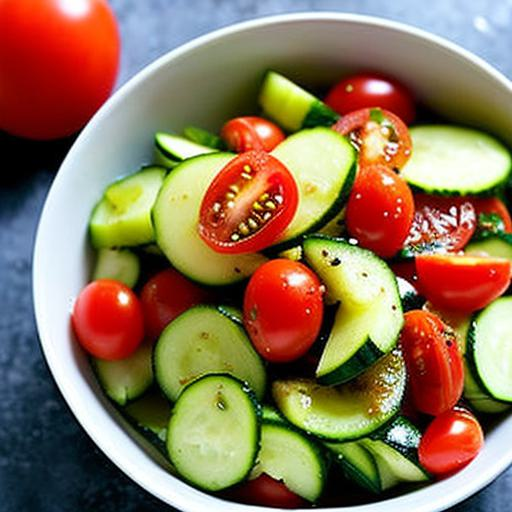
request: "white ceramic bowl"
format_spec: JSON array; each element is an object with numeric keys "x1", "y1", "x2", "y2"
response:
[{"x1": 33, "y1": 12, "x2": 512, "y2": 512}]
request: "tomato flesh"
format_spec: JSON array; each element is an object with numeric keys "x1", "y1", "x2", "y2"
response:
[
  {"x1": 140, "y1": 268, "x2": 210, "y2": 340},
  {"x1": 199, "y1": 151, "x2": 298, "y2": 254},
  {"x1": 221, "y1": 116, "x2": 285, "y2": 153},
  {"x1": 72, "y1": 279, "x2": 144, "y2": 360},
  {"x1": 332, "y1": 108, "x2": 412, "y2": 170},
  {"x1": 416, "y1": 254, "x2": 511, "y2": 312},
  {"x1": 0, "y1": 0, "x2": 120, "y2": 139},
  {"x1": 345, "y1": 164, "x2": 414, "y2": 258},
  {"x1": 243, "y1": 259, "x2": 324, "y2": 363},
  {"x1": 419, "y1": 408, "x2": 484, "y2": 477},
  {"x1": 325, "y1": 73, "x2": 416, "y2": 125},
  {"x1": 405, "y1": 194, "x2": 476, "y2": 254},
  {"x1": 400, "y1": 310, "x2": 464, "y2": 416}
]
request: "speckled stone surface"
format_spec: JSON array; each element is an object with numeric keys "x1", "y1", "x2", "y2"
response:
[{"x1": 1, "y1": 1, "x2": 512, "y2": 510}]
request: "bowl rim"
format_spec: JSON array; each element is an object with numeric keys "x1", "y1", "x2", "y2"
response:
[{"x1": 33, "y1": 11, "x2": 512, "y2": 512}]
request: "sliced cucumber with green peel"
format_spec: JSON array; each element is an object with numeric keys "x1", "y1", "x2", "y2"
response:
[
  {"x1": 166, "y1": 374, "x2": 261, "y2": 491},
  {"x1": 271, "y1": 128, "x2": 356, "y2": 249},
  {"x1": 259, "y1": 71, "x2": 339, "y2": 132},
  {"x1": 90, "y1": 166, "x2": 166, "y2": 248},
  {"x1": 92, "y1": 340, "x2": 153, "y2": 406},
  {"x1": 465, "y1": 233, "x2": 512, "y2": 261},
  {"x1": 464, "y1": 364, "x2": 510, "y2": 414},
  {"x1": 272, "y1": 350, "x2": 406, "y2": 441},
  {"x1": 184, "y1": 126, "x2": 225, "y2": 150},
  {"x1": 251, "y1": 420, "x2": 327, "y2": 502},
  {"x1": 152, "y1": 152, "x2": 268, "y2": 286},
  {"x1": 154, "y1": 305, "x2": 265, "y2": 401},
  {"x1": 401, "y1": 125, "x2": 511, "y2": 195},
  {"x1": 303, "y1": 236, "x2": 403, "y2": 384},
  {"x1": 397, "y1": 277, "x2": 425, "y2": 312},
  {"x1": 467, "y1": 297, "x2": 512, "y2": 402},
  {"x1": 155, "y1": 132, "x2": 216, "y2": 166},
  {"x1": 92, "y1": 248, "x2": 140, "y2": 288}
]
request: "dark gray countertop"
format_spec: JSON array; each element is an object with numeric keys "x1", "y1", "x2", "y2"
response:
[{"x1": 1, "y1": 1, "x2": 511, "y2": 510}]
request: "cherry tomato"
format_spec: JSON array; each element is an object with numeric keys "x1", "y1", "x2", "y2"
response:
[
  {"x1": 416, "y1": 254, "x2": 511, "y2": 311},
  {"x1": 199, "y1": 151, "x2": 298, "y2": 254},
  {"x1": 0, "y1": 0, "x2": 120, "y2": 140},
  {"x1": 325, "y1": 73, "x2": 416, "y2": 125},
  {"x1": 72, "y1": 279, "x2": 144, "y2": 360},
  {"x1": 390, "y1": 260, "x2": 418, "y2": 285},
  {"x1": 400, "y1": 310, "x2": 464, "y2": 416},
  {"x1": 332, "y1": 108, "x2": 412, "y2": 170},
  {"x1": 345, "y1": 164, "x2": 414, "y2": 258},
  {"x1": 472, "y1": 197, "x2": 512, "y2": 233},
  {"x1": 221, "y1": 116, "x2": 285, "y2": 153},
  {"x1": 229, "y1": 474, "x2": 307, "y2": 509},
  {"x1": 419, "y1": 407, "x2": 484, "y2": 477},
  {"x1": 405, "y1": 194, "x2": 476, "y2": 254},
  {"x1": 243, "y1": 259, "x2": 324, "y2": 363},
  {"x1": 140, "y1": 269, "x2": 210, "y2": 340}
]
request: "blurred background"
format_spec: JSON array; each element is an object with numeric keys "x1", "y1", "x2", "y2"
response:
[{"x1": 1, "y1": 1, "x2": 512, "y2": 511}]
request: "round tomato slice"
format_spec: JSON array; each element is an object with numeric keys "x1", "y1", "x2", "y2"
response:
[
  {"x1": 419, "y1": 407, "x2": 484, "y2": 477},
  {"x1": 472, "y1": 196, "x2": 512, "y2": 233},
  {"x1": 199, "y1": 151, "x2": 298, "y2": 254},
  {"x1": 221, "y1": 116, "x2": 285, "y2": 153},
  {"x1": 325, "y1": 73, "x2": 416, "y2": 124},
  {"x1": 404, "y1": 194, "x2": 477, "y2": 254},
  {"x1": 400, "y1": 310, "x2": 464, "y2": 416},
  {"x1": 332, "y1": 107, "x2": 412, "y2": 170},
  {"x1": 416, "y1": 254, "x2": 512, "y2": 311}
]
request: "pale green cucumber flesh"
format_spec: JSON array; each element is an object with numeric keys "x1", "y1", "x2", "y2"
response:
[
  {"x1": 92, "y1": 248, "x2": 140, "y2": 288},
  {"x1": 465, "y1": 233, "x2": 512, "y2": 260},
  {"x1": 155, "y1": 132, "x2": 216, "y2": 161}
]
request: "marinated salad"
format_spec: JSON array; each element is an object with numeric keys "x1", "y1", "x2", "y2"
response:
[{"x1": 71, "y1": 70, "x2": 512, "y2": 508}]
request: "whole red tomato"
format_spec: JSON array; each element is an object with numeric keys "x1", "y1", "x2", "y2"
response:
[
  {"x1": 243, "y1": 259, "x2": 324, "y2": 362},
  {"x1": 0, "y1": 0, "x2": 120, "y2": 139},
  {"x1": 221, "y1": 116, "x2": 285, "y2": 152}
]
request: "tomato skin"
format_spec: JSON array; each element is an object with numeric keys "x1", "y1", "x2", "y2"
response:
[
  {"x1": 332, "y1": 108, "x2": 412, "y2": 170},
  {"x1": 416, "y1": 254, "x2": 511, "y2": 312},
  {"x1": 221, "y1": 117, "x2": 285, "y2": 153},
  {"x1": 400, "y1": 310, "x2": 464, "y2": 416},
  {"x1": 345, "y1": 164, "x2": 414, "y2": 258},
  {"x1": 0, "y1": 0, "x2": 120, "y2": 140},
  {"x1": 405, "y1": 195, "x2": 476, "y2": 254},
  {"x1": 472, "y1": 197, "x2": 512, "y2": 233},
  {"x1": 199, "y1": 151, "x2": 299, "y2": 254},
  {"x1": 419, "y1": 408, "x2": 484, "y2": 477},
  {"x1": 140, "y1": 269, "x2": 210, "y2": 340},
  {"x1": 243, "y1": 259, "x2": 324, "y2": 363},
  {"x1": 72, "y1": 279, "x2": 144, "y2": 360},
  {"x1": 325, "y1": 73, "x2": 416, "y2": 125},
  {"x1": 229, "y1": 474, "x2": 307, "y2": 509}
]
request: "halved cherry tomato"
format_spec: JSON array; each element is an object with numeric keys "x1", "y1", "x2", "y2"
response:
[
  {"x1": 404, "y1": 194, "x2": 476, "y2": 254},
  {"x1": 243, "y1": 259, "x2": 324, "y2": 363},
  {"x1": 472, "y1": 197, "x2": 512, "y2": 233},
  {"x1": 140, "y1": 268, "x2": 210, "y2": 340},
  {"x1": 345, "y1": 164, "x2": 414, "y2": 258},
  {"x1": 229, "y1": 474, "x2": 307, "y2": 509},
  {"x1": 325, "y1": 73, "x2": 416, "y2": 124},
  {"x1": 400, "y1": 310, "x2": 464, "y2": 416},
  {"x1": 332, "y1": 108, "x2": 412, "y2": 170},
  {"x1": 416, "y1": 254, "x2": 512, "y2": 311},
  {"x1": 390, "y1": 260, "x2": 418, "y2": 285},
  {"x1": 221, "y1": 116, "x2": 285, "y2": 152},
  {"x1": 72, "y1": 279, "x2": 144, "y2": 360},
  {"x1": 419, "y1": 407, "x2": 484, "y2": 477},
  {"x1": 199, "y1": 151, "x2": 298, "y2": 254}
]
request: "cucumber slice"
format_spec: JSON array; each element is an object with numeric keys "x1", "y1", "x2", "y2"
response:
[
  {"x1": 184, "y1": 126, "x2": 225, "y2": 150},
  {"x1": 216, "y1": 304, "x2": 244, "y2": 325},
  {"x1": 465, "y1": 233, "x2": 512, "y2": 260},
  {"x1": 271, "y1": 128, "x2": 356, "y2": 249},
  {"x1": 92, "y1": 248, "x2": 140, "y2": 288},
  {"x1": 251, "y1": 421, "x2": 327, "y2": 502},
  {"x1": 259, "y1": 71, "x2": 339, "y2": 132},
  {"x1": 272, "y1": 349, "x2": 406, "y2": 441},
  {"x1": 397, "y1": 277, "x2": 425, "y2": 312},
  {"x1": 467, "y1": 297, "x2": 512, "y2": 402},
  {"x1": 152, "y1": 153, "x2": 267, "y2": 286},
  {"x1": 325, "y1": 441, "x2": 381, "y2": 494},
  {"x1": 155, "y1": 132, "x2": 216, "y2": 163},
  {"x1": 464, "y1": 363, "x2": 511, "y2": 414},
  {"x1": 303, "y1": 236, "x2": 403, "y2": 384},
  {"x1": 90, "y1": 166, "x2": 166, "y2": 248},
  {"x1": 166, "y1": 374, "x2": 261, "y2": 491},
  {"x1": 154, "y1": 305, "x2": 266, "y2": 401},
  {"x1": 401, "y1": 126, "x2": 511, "y2": 195},
  {"x1": 92, "y1": 340, "x2": 153, "y2": 406}
]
